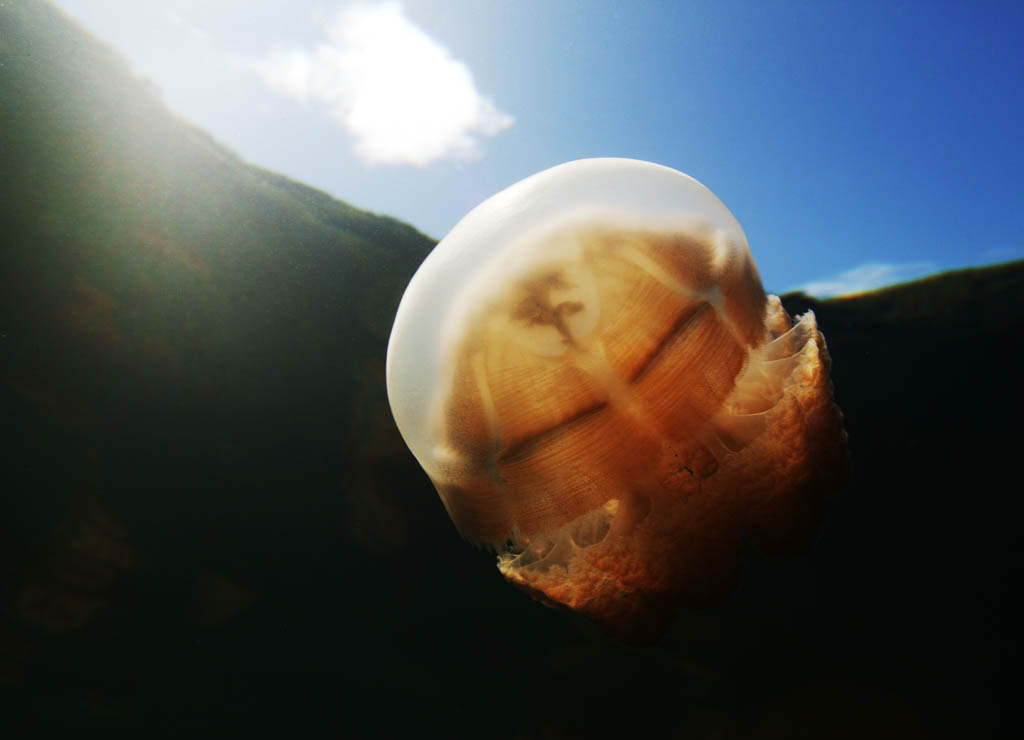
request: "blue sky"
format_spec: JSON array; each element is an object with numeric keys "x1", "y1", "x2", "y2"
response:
[{"x1": 51, "y1": 0, "x2": 1024, "y2": 296}]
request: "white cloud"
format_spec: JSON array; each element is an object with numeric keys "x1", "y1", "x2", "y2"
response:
[
  {"x1": 249, "y1": 2, "x2": 514, "y2": 166},
  {"x1": 791, "y1": 261, "x2": 939, "y2": 298}
]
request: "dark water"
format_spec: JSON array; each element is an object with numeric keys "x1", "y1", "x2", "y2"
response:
[{"x1": 2, "y1": 1, "x2": 1022, "y2": 737}]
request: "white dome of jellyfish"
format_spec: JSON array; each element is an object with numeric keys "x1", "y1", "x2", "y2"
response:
[{"x1": 386, "y1": 158, "x2": 848, "y2": 643}]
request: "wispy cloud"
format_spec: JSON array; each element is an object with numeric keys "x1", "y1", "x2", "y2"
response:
[
  {"x1": 983, "y1": 246, "x2": 1024, "y2": 263},
  {"x1": 248, "y1": 2, "x2": 514, "y2": 166},
  {"x1": 163, "y1": 9, "x2": 209, "y2": 44},
  {"x1": 790, "y1": 261, "x2": 939, "y2": 298}
]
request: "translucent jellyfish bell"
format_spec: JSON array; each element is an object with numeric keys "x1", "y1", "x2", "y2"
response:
[{"x1": 387, "y1": 158, "x2": 848, "y2": 642}]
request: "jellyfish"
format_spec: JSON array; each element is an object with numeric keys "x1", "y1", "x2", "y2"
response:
[{"x1": 386, "y1": 158, "x2": 848, "y2": 642}]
